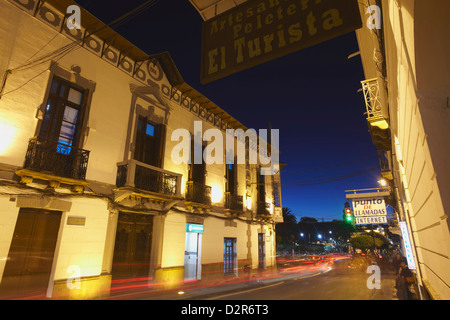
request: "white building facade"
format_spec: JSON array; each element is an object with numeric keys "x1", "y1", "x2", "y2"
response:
[
  {"x1": 356, "y1": 0, "x2": 450, "y2": 299},
  {"x1": 0, "y1": 0, "x2": 283, "y2": 299}
]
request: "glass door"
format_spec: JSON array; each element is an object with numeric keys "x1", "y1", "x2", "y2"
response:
[
  {"x1": 224, "y1": 238, "x2": 236, "y2": 275},
  {"x1": 184, "y1": 232, "x2": 202, "y2": 281}
]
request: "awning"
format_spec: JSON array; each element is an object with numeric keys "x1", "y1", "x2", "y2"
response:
[{"x1": 188, "y1": 0, "x2": 250, "y2": 20}]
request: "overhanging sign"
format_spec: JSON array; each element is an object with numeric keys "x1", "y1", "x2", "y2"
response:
[
  {"x1": 352, "y1": 197, "x2": 387, "y2": 217},
  {"x1": 352, "y1": 197, "x2": 388, "y2": 225},
  {"x1": 355, "y1": 216, "x2": 387, "y2": 225},
  {"x1": 399, "y1": 221, "x2": 416, "y2": 270},
  {"x1": 201, "y1": 0, "x2": 362, "y2": 84},
  {"x1": 186, "y1": 223, "x2": 204, "y2": 233}
]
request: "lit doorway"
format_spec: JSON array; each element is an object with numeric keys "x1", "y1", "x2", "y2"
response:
[
  {"x1": 184, "y1": 224, "x2": 203, "y2": 281},
  {"x1": 258, "y1": 233, "x2": 266, "y2": 269},
  {"x1": 224, "y1": 237, "x2": 237, "y2": 275}
]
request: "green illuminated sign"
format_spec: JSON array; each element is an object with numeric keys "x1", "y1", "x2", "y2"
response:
[{"x1": 186, "y1": 223, "x2": 204, "y2": 233}]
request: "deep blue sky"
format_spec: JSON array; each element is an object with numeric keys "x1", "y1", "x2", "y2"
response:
[{"x1": 76, "y1": 0, "x2": 382, "y2": 221}]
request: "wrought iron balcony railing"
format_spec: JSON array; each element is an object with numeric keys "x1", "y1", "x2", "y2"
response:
[
  {"x1": 257, "y1": 200, "x2": 271, "y2": 216},
  {"x1": 186, "y1": 181, "x2": 211, "y2": 206},
  {"x1": 225, "y1": 192, "x2": 243, "y2": 211},
  {"x1": 116, "y1": 159, "x2": 182, "y2": 196},
  {"x1": 361, "y1": 78, "x2": 389, "y2": 130},
  {"x1": 23, "y1": 137, "x2": 90, "y2": 180},
  {"x1": 361, "y1": 78, "x2": 383, "y2": 118}
]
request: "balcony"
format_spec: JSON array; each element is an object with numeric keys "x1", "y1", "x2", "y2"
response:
[
  {"x1": 116, "y1": 159, "x2": 182, "y2": 198},
  {"x1": 185, "y1": 181, "x2": 211, "y2": 207},
  {"x1": 361, "y1": 78, "x2": 391, "y2": 150},
  {"x1": 378, "y1": 150, "x2": 393, "y2": 180},
  {"x1": 15, "y1": 137, "x2": 90, "y2": 190},
  {"x1": 224, "y1": 192, "x2": 243, "y2": 212},
  {"x1": 257, "y1": 200, "x2": 271, "y2": 217}
]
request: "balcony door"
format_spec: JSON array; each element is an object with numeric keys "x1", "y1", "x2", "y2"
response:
[
  {"x1": 134, "y1": 116, "x2": 165, "y2": 168},
  {"x1": 39, "y1": 76, "x2": 86, "y2": 153},
  {"x1": 257, "y1": 169, "x2": 266, "y2": 202},
  {"x1": 189, "y1": 141, "x2": 206, "y2": 185},
  {"x1": 226, "y1": 162, "x2": 237, "y2": 195},
  {"x1": 187, "y1": 142, "x2": 210, "y2": 204},
  {"x1": 31, "y1": 77, "x2": 87, "y2": 179}
]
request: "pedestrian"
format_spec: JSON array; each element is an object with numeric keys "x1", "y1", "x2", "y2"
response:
[
  {"x1": 392, "y1": 253, "x2": 403, "y2": 272},
  {"x1": 396, "y1": 261, "x2": 414, "y2": 300}
]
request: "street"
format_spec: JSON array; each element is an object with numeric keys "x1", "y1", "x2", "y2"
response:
[
  {"x1": 195, "y1": 259, "x2": 397, "y2": 300},
  {"x1": 108, "y1": 257, "x2": 400, "y2": 301}
]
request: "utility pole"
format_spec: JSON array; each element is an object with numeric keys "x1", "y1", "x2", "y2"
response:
[{"x1": 370, "y1": 224, "x2": 376, "y2": 253}]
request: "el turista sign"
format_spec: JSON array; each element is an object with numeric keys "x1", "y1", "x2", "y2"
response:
[
  {"x1": 352, "y1": 198, "x2": 388, "y2": 225},
  {"x1": 201, "y1": 0, "x2": 362, "y2": 83}
]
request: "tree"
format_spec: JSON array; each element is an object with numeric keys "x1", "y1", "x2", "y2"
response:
[
  {"x1": 349, "y1": 232, "x2": 389, "y2": 252},
  {"x1": 282, "y1": 207, "x2": 297, "y2": 224},
  {"x1": 276, "y1": 207, "x2": 298, "y2": 251},
  {"x1": 299, "y1": 217, "x2": 318, "y2": 223},
  {"x1": 333, "y1": 220, "x2": 356, "y2": 242}
]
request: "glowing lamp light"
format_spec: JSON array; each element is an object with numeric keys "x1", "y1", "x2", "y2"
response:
[
  {"x1": 370, "y1": 119, "x2": 389, "y2": 130},
  {"x1": 211, "y1": 185, "x2": 222, "y2": 203},
  {"x1": 245, "y1": 196, "x2": 252, "y2": 210},
  {"x1": 0, "y1": 121, "x2": 17, "y2": 155},
  {"x1": 267, "y1": 200, "x2": 273, "y2": 214},
  {"x1": 378, "y1": 179, "x2": 387, "y2": 186},
  {"x1": 368, "y1": 115, "x2": 389, "y2": 130}
]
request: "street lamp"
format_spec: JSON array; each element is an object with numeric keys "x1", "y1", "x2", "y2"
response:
[{"x1": 378, "y1": 178, "x2": 387, "y2": 187}]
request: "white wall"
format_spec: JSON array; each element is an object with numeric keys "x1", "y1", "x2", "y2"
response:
[
  {"x1": 51, "y1": 197, "x2": 110, "y2": 281},
  {"x1": 383, "y1": 0, "x2": 450, "y2": 299},
  {"x1": 0, "y1": 197, "x2": 20, "y2": 281}
]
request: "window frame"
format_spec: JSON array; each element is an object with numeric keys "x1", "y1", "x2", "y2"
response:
[
  {"x1": 38, "y1": 76, "x2": 87, "y2": 151},
  {"x1": 36, "y1": 64, "x2": 95, "y2": 151}
]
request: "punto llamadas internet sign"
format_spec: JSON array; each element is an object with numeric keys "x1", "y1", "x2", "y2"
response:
[{"x1": 201, "y1": 0, "x2": 362, "y2": 84}]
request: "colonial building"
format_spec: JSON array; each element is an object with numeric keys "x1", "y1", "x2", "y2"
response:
[
  {"x1": 0, "y1": 0, "x2": 283, "y2": 299},
  {"x1": 356, "y1": 0, "x2": 450, "y2": 299}
]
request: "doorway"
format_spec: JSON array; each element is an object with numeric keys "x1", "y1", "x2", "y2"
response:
[
  {"x1": 111, "y1": 212, "x2": 153, "y2": 280},
  {"x1": 184, "y1": 231, "x2": 202, "y2": 281},
  {"x1": 0, "y1": 208, "x2": 62, "y2": 297},
  {"x1": 224, "y1": 237, "x2": 237, "y2": 275},
  {"x1": 258, "y1": 233, "x2": 266, "y2": 269}
]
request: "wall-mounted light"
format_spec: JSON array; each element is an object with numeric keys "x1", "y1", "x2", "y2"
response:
[
  {"x1": 0, "y1": 120, "x2": 17, "y2": 155},
  {"x1": 368, "y1": 116, "x2": 389, "y2": 130},
  {"x1": 211, "y1": 185, "x2": 222, "y2": 203},
  {"x1": 267, "y1": 200, "x2": 274, "y2": 214},
  {"x1": 245, "y1": 196, "x2": 252, "y2": 210}
]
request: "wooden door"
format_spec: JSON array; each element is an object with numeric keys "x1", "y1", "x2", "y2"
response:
[
  {"x1": 0, "y1": 208, "x2": 61, "y2": 298},
  {"x1": 111, "y1": 212, "x2": 153, "y2": 280}
]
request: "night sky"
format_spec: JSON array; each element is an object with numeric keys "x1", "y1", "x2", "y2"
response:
[{"x1": 75, "y1": 0, "x2": 382, "y2": 221}]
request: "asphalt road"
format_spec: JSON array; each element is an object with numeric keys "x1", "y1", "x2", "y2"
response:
[{"x1": 199, "y1": 261, "x2": 397, "y2": 300}]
